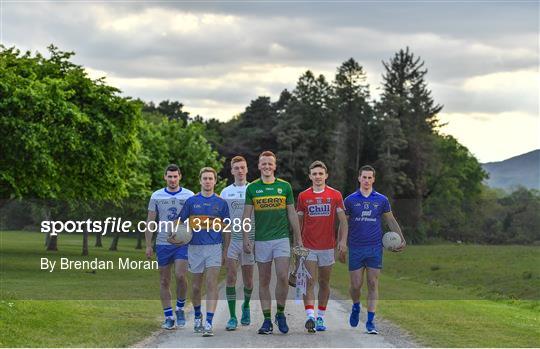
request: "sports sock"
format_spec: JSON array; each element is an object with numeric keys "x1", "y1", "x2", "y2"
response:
[
  {"x1": 352, "y1": 302, "x2": 360, "y2": 312},
  {"x1": 176, "y1": 298, "x2": 185, "y2": 311},
  {"x1": 317, "y1": 305, "x2": 326, "y2": 318},
  {"x1": 242, "y1": 286, "x2": 253, "y2": 308},
  {"x1": 367, "y1": 311, "x2": 375, "y2": 323},
  {"x1": 194, "y1": 305, "x2": 202, "y2": 317},
  {"x1": 164, "y1": 307, "x2": 173, "y2": 319},
  {"x1": 263, "y1": 309, "x2": 271, "y2": 320},
  {"x1": 305, "y1": 304, "x2": 315, "y2": 318},
  {"x1": 206, "y1": 312, "x2": 214, "y2": 325},
  {"x1": 226, "y1": 286, "x2": 237, "y2": 319},
  {"x1": 276, "y1": 304, "x2": 285, "y2": 315}
]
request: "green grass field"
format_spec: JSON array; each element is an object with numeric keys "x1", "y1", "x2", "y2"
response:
[
  {"x1": 330, "y1": 245, "x2": 540, "y2": 347},
  {"x1": 1, "y1": 231, "x2": 539, "y2": 347},
  {"x1": 0, "y1": 231, "x2": 167, "y2": 347}
]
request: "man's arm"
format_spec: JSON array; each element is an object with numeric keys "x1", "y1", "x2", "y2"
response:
[
  {"x1": 144, "y1": 210, "x2": 157, "y2": 258},
  {"x1": 336, "y1": 210, "x2": 348, "y2": 253},
  {"x1": 297, "y1": 212, "x2": 304, "y2": 233},
  {"x1": 242, "y1": 204, "x2": 254, "y2": 253},
  {"x1": 287, "y1": 204, "x2": 302, "y2": 247},
  {"x1": 382, "y1": 211, "x2": 406, "y2": 252}
]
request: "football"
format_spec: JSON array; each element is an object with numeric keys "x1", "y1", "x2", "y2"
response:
[
  {"x1": 382, "y1": 231, "x2": 401, "y2": 250},
  {"x1": 167, "y1": 219, "x2": 192, "y2": 246}
]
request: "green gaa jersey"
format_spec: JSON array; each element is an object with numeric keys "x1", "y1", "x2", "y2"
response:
[{"x1": 245, "y1": 178, "x2": 294, "y2": 241}]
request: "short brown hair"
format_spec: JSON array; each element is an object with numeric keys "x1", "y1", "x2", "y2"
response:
[
  {"x1": 359, "y1": 165, "x2": 376, "y2": 176},
  {"x1": 231, "y1": 155, "x2": 247, "y2": 165},
  {"x1": 164, "y1": 164, "x2": 181, "y2": 175},
  {"x1": 199, "y1": 167, "x2": 217, "y2": 180},
  {"x1": 259, "y1": 150, "x2": 276, "y2": 160},
  {"x1": 309, "y1": 160, "x2": 327, "y2": 173}
]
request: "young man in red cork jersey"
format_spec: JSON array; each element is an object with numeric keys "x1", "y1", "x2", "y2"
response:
[{"x1": 296, "y1": 160, "x2": 348, "y2": 333}]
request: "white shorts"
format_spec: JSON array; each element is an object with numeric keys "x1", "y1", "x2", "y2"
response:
[
  {"x1": 254, "y1": 238, "x2": 290, "y2": 263},
  {"x1": 188, "y1": 243, "x2": 222, "y2": 274},
  {"x1": 227, "y1": 239, "x2": 255, "y2": 266},
  {"x1": 305, "y1": 248, "x2": 335, "y2": 267}
]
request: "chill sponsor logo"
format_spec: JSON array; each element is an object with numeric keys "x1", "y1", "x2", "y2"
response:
[
  {"x1": 361, "y1": 210, "x2": 372, "y2": 217},
  {"x1": 252, "y1": 196, "x2": 286, "y2": 210},
  {"x1": 307, "y1": 203, "x2": 331, "y2": 217}
]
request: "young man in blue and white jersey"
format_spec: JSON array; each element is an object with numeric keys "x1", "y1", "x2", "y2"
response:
[
  {"x1": 220, "y1": 156, "x2": 255, "y2": 330},
  {"x1": 145, "y1": 164, "x2": 195, "y2": 330},
  {"x1": 179, "y1": 167, "x2": 230, "y2": 337},
  {"x1": 344, "y1": 165, "x2": 406, "y2": 335}
]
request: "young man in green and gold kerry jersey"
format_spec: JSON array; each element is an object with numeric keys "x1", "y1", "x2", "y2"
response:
[{"x1": 242, "y1": 150, "x2": 302, "y2": 335}]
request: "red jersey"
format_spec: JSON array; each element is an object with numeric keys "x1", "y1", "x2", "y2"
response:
[{"x1": 296, "y1": 186, "x2": 345, "y2": 250}]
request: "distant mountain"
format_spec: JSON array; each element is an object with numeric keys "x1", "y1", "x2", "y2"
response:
[{"x1": 482, "y1": 149, "x2": 540, "y2": 190}]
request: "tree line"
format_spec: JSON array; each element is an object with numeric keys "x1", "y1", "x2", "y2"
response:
[{"x1": 1, "y1": 45, "x2": 538, "y2": 254}]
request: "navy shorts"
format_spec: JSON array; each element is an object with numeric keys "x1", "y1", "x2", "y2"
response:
[
  {"x1": 348, "y1": 245, "x2": 383, "y2": 271},
  {"x1": 156, "y1": 244, "x2": 188, "y2": 267}
]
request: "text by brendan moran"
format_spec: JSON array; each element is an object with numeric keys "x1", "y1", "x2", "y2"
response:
[{"x1": 40, "y1": 257, "x2": 157, "y2": 272}]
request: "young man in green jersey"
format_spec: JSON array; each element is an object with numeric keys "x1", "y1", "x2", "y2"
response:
[{"x1": 242, "y1": 151, "x2": 302, "y2": 335}]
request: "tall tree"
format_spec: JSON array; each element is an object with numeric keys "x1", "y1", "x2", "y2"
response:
[
  {"x1": 0, "y1": 45, "x2": 144, "y2": 252},
  {"x1": 379, "y1": 48, "x2": 442, "y2": 240},
  {"x1": 373, "y1": 101, "x2": 411, "y2": 200},
  {"x1": 331, "y1": 58, "x2": 373, "y2": 194},
  {"x1": 274, "y1": 71, "x2": 333, "y2": 191}
]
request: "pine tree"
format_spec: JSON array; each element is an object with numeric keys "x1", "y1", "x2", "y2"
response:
[
  {"x1": 331, "y1": 58, "x2": 373, "y2": 194},
  {"x1": 379, "y1": 48, "x2": 443, "y2": 240}
]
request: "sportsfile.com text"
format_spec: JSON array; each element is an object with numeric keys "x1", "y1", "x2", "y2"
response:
[{"x1": 40, "y1": 217, "x2": 252, "y2": 236}]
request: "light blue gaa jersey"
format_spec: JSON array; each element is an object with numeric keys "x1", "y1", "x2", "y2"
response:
[
  {"x1": 147, "y1": 187, "x2": 195, "y2": 245},
  {"x1": 344, "y1": 190, "x2": 391, "y2": 248},
  {"x1": 179, "y1": 193, "x2": 230, "y2": 245},
  {"x1": 220, "y1": 183, "x2": 255, "y2": 241}
]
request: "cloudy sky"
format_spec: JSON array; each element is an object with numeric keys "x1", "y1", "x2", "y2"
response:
[{"x1": 2, "y1": 1, "x2": 538, "y2": 162}]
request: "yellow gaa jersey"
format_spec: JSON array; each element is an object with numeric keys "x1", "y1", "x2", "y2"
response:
[{"x1": 245, "y1": 178, "x2": 294, "y2": 241}]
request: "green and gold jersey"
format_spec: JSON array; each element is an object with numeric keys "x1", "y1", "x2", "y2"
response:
[{"x1": 245, "y1": 178, "x2": 294, "y2": 241}]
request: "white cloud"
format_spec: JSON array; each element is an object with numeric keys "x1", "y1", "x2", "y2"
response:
[
  {"x1": 94, "y1": 7, "x2": 238, "y2": 35},
  {"x1": 4, "y1": 2, "x2": 539, "y2": 161},
  {"x1": 438, "y1": 112, "x2": 540, "y2": 163},
  {"x1": 463, "y1": 69, "x2": 539, "y2": 94}
]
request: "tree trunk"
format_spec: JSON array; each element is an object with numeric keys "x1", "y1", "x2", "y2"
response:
[
  {"x1": 82, "y1": 231, "x2": 89, "y2": 256},
  {"x1": 44, "y1": 205, "x2": 52, "y2": 246},
  {"x1": 109, "y1": 232, "x2": 120, "y2": 251},
  {"x1": 95, "y1": 232, "x2": 103, "y2": 247},
  {"x1": 135, "y1": 230, "x2": 143, "y2": 249},
  {"x1": 47, "y1": 234, "x2": 58, "y2": 251}
]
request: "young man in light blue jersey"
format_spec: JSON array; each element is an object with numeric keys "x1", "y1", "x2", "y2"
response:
[
  {"x1": 145, "y1": 164, "x2": 195, "y2": 330},
  {"x1": 221, "y1": 156, "x2": 255, "y2": 330},
  {"x1": 344, "y1": 165, "x2": 406, "y2": 334},
  {"x1": 179, "y1": 167, "x2": 229, "y2": 337}
]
